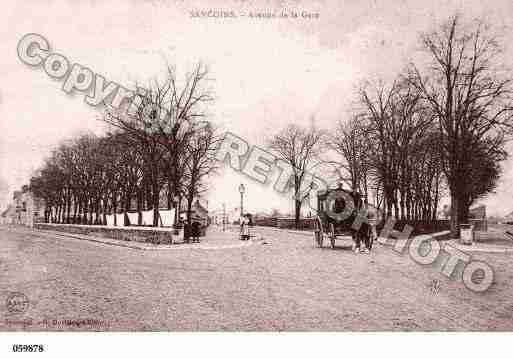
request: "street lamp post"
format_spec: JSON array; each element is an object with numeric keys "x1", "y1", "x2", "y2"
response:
[{"x1": 238, "y1": 184, "x2": 245, "y2": 218}]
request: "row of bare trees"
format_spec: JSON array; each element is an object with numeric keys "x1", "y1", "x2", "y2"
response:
[
  {"x1": 266, "y1": 98, "x2": 443, "y2": 230},
  {"x1": 30, "y1": 63, "x2": 219, "y2": 227},
  {"x1": 347, "y1": 79, "x2": 444, "y2": 222},
  {"x1": 268, "y1": 15, "x2": 512, "y2": 236},
  {"x1": 28, "y1": 16, "x2": 513, "y2": 238}
]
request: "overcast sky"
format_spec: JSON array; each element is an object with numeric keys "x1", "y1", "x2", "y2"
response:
[{"x1": 2, "y1": 0, "x2": 513, "y2": 216}]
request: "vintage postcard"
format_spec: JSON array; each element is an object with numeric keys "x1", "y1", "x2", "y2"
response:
[{"x1": 1, "y1": 0, "x2": 512, "y2": 357}]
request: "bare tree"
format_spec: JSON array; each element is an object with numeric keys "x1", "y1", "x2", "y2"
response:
[
  {"x1": 409, "y1": 15, "x2": 513, "y2": 236},
  {"x1": 358, "y1": 78, "x2": 440, "y2": 221},
  {"x1": 101, "y1": 62, "x2": 214, "y2": 226},
  {"x1": 182, "y1": 123, "x2": 220, "y2": 233},
  {"x1": 268, "y1": 124, "x2": 325, "y2": 229},
  {"x1": 329, "y1": 115, "x2": 372, "y2": 199},
  {"x1": 358, "y1": 79, "x2": 402, "y2": 218},
  {"x1": 30, "y1": 63, "x2": 216, "y2": 229}
]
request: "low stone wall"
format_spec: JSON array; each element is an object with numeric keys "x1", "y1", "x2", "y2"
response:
[
  {"x1": 35, "y1": 223, "x2": 173, "y2": 245},
  {"x1": 253, "y1": 217, "x2": 316, "y2": 230},
  {"x1": 376, "y1": 219, "x2": 451, "y2": 236}
]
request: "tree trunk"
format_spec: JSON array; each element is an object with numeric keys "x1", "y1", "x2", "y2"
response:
[
  {"x1": 459, "y1": 199, "x2": 470, "y2": 225},
  {"x1": 82, "y1": 199, "x2": 88, "y2": 225},
  {"x1": 433, "y1": 177, "x2": 440, "y2": 221},
  {"x1": 78, "y1": 200, "x2": 83, "y2": 224},
  {"x1": 72, "y1": 197, "x2": 78, "y2": 224},
  {"x1": 102, "y1": 197, "x2": 108, "y2": 225},
  {"x1": 124, "y1": 191, "x2": 131, "y2": 226},
  {"x1": 44, "y1": 205, "x2": 50, "y2": 223},
  {"x1": 113, "y1": 192, "x2": 118, "y2": 226},
  {"x1": 400, "y1": 193, "x2": 406, "y2": 221},
  {"x1": 152, "y1": 185, "x2": 160, "y2": 227},
  {"x1": 137, "y1": 190, "x2": 142, "y2": 226},
  {"x1": 386, "y1": 199, "x2": 393, "y2": 219},
  {"x1": 167, "y1": 181, "x2": 173, "y2": 210},
  {"x1": 185, "y1": 194, "x2": 194, "y2": 242},
  {"x1": 95, "y1": 198, "x2": 101, "y2": 225},
  {"x1": 64, "y1": 190, "x2": 69, "y2": 223},
  {"x1": 176, "y1": 196, "x2": 182, "y2": 228},
  {"x1": 450, "y1": 191, "x2": 459, "y2": 238},
  {"x1": 88, "y1": 200, "x2": 94, "y2": 225},
  {"x1": 294, "y1": 199, "x2": 301, "y2": 230}
]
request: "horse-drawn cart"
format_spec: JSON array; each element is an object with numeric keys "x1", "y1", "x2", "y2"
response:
[{"x1": 313, "y1": 186, "x2": 375, "y2": 250}]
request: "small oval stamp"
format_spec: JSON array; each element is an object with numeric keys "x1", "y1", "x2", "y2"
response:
[{"x1": 6, "y1": 292, "x2": 29, "y2": 314}]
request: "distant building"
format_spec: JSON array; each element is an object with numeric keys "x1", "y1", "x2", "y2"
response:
[
  {"x1": 193, "y1": 200, "x2": 208, "y2": 219},
  {"x1": 209, "y1": 208, "x2": 226, "y2": 225},
  {"x1": 179, "y1": 199, "x2": 209, "y2": 225},
  {"x1": 469, "y1": 204, "x2": 487, "y2": 231},
  {"x1": 440, "y1": 204, "x2": 487, "y2": 220},
  {"x1": 0, "y1": 204, "x2": 16, "y2": 225},
  {"x1": 469, "y1": 204, "x2": 486, "y2": 220},
  {"x1": 227, "y1": 207, "x2": 241, "y2": 224},
  {"x1": 504, "y1": 210, "x2": 513, "y2": 224},
  {"x1": 2, "y1": 188, "x2": 45, "y2": 227}
]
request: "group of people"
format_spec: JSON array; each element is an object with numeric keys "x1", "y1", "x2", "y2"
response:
[{"x1": 180, "y1": 217, "x2": 203, "y2": 243}]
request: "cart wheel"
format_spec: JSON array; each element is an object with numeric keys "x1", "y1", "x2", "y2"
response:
[
  {"x1": 329, "y1": 223, "x2": 336, "y2": 249},
  {"x1": 313, "y1": 216, "x2": 324, "y2": 248}
]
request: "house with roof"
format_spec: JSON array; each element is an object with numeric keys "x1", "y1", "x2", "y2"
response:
[
  {"x1": 2, "y1": 188, "x2": 45, "y2": 227},
  {"x1": 179, "y1": 199, "x2": 209, "y2": 225},
  {"x1": 469, "y1": 204, "x2": 487, "y2": 231},
  {"x1": 0, "y1": 204, "x2": 16, "y2": 225}
]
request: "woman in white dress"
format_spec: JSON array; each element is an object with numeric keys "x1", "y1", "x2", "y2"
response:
[{"x1": 240, "y1": 215, "x2": 250, "y2": 240}]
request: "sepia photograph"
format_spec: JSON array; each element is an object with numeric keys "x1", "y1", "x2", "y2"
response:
[{"x1": 1, "y1": 0, "x2": 512, "y2": 357}]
